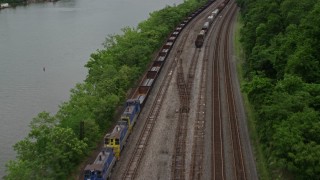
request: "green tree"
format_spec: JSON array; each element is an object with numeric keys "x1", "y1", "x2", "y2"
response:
[
  {"x1": 5, "y1": 112, "x2": 87, "y2": 179},
  {"x1": 272, "y1": 109, "x2": 320, "y2": 179},
  {"x1": 239, "y1": 0, "x2": 320, "y2": 178}
]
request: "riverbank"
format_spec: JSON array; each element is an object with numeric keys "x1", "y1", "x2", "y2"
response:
[
  {"x1": 27, "y1": 0, "x2": 58, "y2": 2},
  {"x1": 0, "y1": 3, "x2": 10, "y2": 9},
  {"x1": 0, "y1": 0, "x2": 58, "y2": 10}
]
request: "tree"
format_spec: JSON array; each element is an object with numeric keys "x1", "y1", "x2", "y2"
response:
[{"x1": 5, "y1": 112, "x2": 87, "y2": 179}]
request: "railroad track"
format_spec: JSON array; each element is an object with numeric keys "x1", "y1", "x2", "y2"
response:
[
  {"x1": 210, "y1": 1, "x2": 237, "y2": 179},
  {"x1": 222, "y1": 3, "x2": 247, "y2": 180},
  {"x1": 171, "y1": 57, "x2": 190, "y2": 180},
  {"x1": 188, "y1": 48, "x2": 207, "y2": 179},
  {"x1": 210, "y1": 1, "x2": 247, "y2": 179},
  {"x1": 212, "y1": 16, "x2": 225, "y2": 180}
]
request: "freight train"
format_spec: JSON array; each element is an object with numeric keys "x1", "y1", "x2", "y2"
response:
[
  {"x1": 195, "y1": 0, "x2": 230, "y2": 48},
  {"x1": 83, "y1": 1, "x2": 216, "y2": 180}
]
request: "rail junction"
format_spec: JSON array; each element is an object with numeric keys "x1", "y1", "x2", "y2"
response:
[{"x1": 110, "y1": 0, "x2": 258, "y2": 179}]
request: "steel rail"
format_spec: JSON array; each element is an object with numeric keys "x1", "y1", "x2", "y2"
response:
[
  {"x1": 211, "y1": 1, "x2": 235, "y2": 179},
  {"x1": 171, "y1": 57, "x2": 190, "y2": 180},
  {"x1": 188, "y1": 6, "x2": 219, "y2": 178},
  {"x1": 222, "y1": 3, "x2": 247, "y2": 179}
]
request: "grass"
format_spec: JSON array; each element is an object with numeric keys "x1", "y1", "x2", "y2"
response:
[{"x1": 233, "y1": 13, "x2": 270, "y2": 180}]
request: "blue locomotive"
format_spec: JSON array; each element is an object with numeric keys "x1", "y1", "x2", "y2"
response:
[
  {"x1": 104, "y1": 99, "x2": 140, "y2": 159},
  {"x1": 120, "y1": 99, "x2": 141, "y2": 132},
  {"x1": 84, "y1": 148, "x2": 116, "y2": 180},
  {"x1": 104, "y1": 122, "x2": 129, "y2": 159}
]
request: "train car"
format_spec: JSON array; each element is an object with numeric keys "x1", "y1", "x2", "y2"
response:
[
  {"x1": 168, "y1": 36, "x2": 176, "y2": 43},
  {"x1": 163, "y1": 41, "x2": 173, "y2": 49},
  {"x1": 121, "y1": 99, "x2": 140, "y2": 132},
  {"x1": 207, "y1": 15, "x2": 214, "y2": 24},
  {"x1": 84, "y1": 148, "x2": 116, "y2": 180},
  {"x1": 150, "y1": 61, "x2": 163, "y2": 73},
  {"x1": 217, "y1": 0, "x2": 230, "y2": 11},
  {"x1": 104, "y1": 121, "x2": 129, "y2": 159},
  {"x1": 131, "y1": 69, "x2": 158, "y2": 106},
  {"x1": 159, "y1": 47, "x2": 170, "y2": 57},
  {"x1": 195, "y1": 30, "x2": 206, "y2": 48},
  {"x1": 132, "y1": 86, "x2": 150, "y2": 105},
  {"x1": 172, "y1": 30, "x2": 180, "y2": 37},
  {"x1": 212, "y1": 9, "x2": 219, "y2": 17},
  {"x1": 202, "y1": 21, "x2": 210, "y2": 31}
]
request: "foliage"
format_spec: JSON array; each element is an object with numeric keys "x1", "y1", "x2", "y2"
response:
[
  {"x1": 5, "y1": 0, "x2": 207, "y2": 178},
  {"x1": 238, "y1": 0, "x2": 320, "y2": 178},
  {"x1": 5, "y1": 112, "x2": 87, "y2": 179},
  {"x1": 0, "y1": 0, "x2": 25, "y2": 4}
]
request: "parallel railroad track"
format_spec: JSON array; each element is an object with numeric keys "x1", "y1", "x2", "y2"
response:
[
  {"x1": 222, "y1": 3, "x2": 247, "y2": 179},
  {"x1": 171, "y1": 57, "x2": 190, "y2": 180},
  {"x1": 188, "y1": 47, "x2": 207, "y2": 179},
  {"x1": 210, "y1": 1, "x2": 246, "y2": 179},
  {"x1": 210, "y1": 1, "x2": 237, "y2": 179}
]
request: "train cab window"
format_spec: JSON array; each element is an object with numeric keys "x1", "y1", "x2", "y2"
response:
[
  {"x1": 84, "y1": 170, "x2": 90, "y2": 178},
  {"x1": 120, "y1": 120, "x2": 129, "y2": 126},
  {"x1": 115, "y1": 139, "x2": 120, "y2": 145},
  {"x1": 105, "y1": 138, "x2": 110, "y2": 145},
  {"x1": 121, "y1": 117, "x2": 128, "y2": 122},
  {"x1": 97, "y1": 171, "x2": 102, "y2": 178}
]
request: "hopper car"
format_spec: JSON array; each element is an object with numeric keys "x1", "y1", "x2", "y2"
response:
[{"x1": 195, "y1": 0, "x2": 230, "y2": 48}]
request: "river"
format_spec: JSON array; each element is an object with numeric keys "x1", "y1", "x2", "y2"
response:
[{"x1": 0, "y1": 0, "x2": 183, "y2": 176}]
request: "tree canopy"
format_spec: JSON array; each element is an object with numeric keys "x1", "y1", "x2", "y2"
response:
[{"x1": 237, "y1": 0, "x2": 320, "y2": 178}]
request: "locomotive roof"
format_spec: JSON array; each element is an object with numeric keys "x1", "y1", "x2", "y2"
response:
[
  {"x1": 123, "y1": 104, "x2": 135, "y2": 114},
  {"x1": 123, "y1": 99, "x2": 139, "y2": 115},
  {"x1": 84, "y1": 149, "x2": 113, "y2": 172},
  {"x1": 105, "y1": 124, "x2": 126, "y2": 139}
]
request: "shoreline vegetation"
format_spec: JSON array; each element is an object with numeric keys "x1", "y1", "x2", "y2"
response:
[
  {"x1": 3, "y1": 0, "x2": 208, "y2": 179},
  {"x1": 0, "y1": 0, "x2": 58, "y2": 10}
]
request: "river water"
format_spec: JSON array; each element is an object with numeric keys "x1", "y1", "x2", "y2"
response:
[{"x1": 0, "y1": 0, "x2": 182, "y2": 176}]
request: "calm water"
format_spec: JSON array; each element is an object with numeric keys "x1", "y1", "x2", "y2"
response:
[{"x1": 0, "y1": 0, "x2": 182, "y2": 176}]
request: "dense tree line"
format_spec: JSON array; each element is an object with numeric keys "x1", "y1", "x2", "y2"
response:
[
  {"x1": 237, "y1": 0, "x2": 320, "y2": 179},
  {"x1": 4, "y1": 0, "x2": 207, "y2": 179},
  {"x1": 0, "y1": 0, "x2": 55, "y2": 5},
  {"x1": 0, "y1": 0, "x2": 25, "y2": 4}
]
